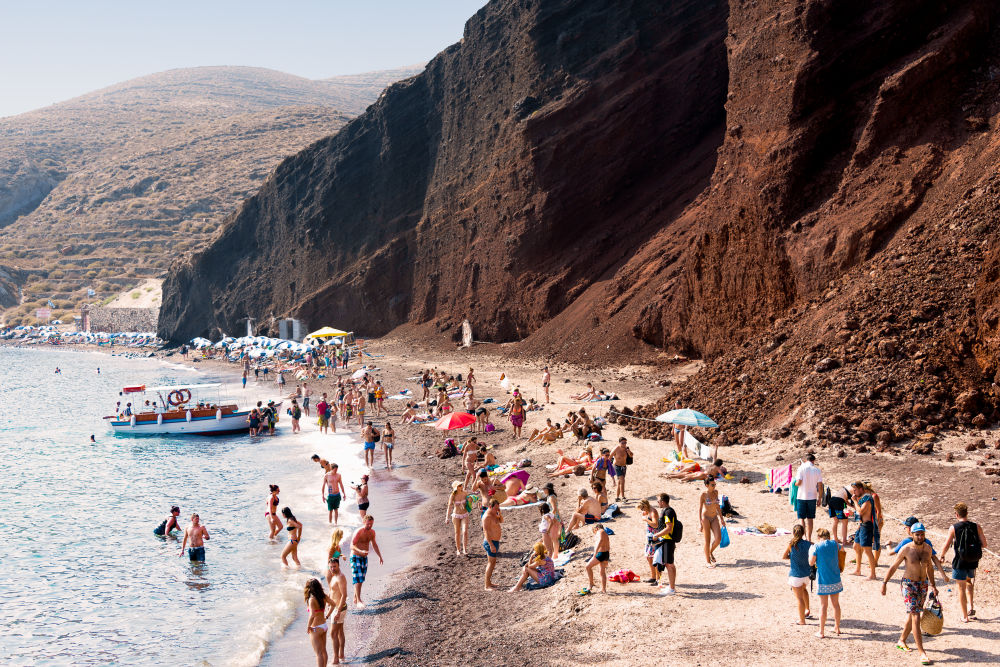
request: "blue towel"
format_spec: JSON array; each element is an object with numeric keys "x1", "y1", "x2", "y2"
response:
[
  {"x1": 525, "y1": 569, "x2": 565, "y2": 590},
  {"x1": 600, "y1": 503, "x2": 620, "y2": 521}
]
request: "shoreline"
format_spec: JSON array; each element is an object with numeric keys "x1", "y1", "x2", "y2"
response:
[{"x1": 11, "y1": 337, "x2": 1000, "y2": 664}]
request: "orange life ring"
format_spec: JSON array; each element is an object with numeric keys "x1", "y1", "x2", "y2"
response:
[{"x1": 168, "y1": 389, "x2": 192, "y2": 406}]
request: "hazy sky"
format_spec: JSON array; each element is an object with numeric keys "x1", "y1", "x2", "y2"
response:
[{"x1": 0, "y1": 0, "x2": 487, "y2": 118}]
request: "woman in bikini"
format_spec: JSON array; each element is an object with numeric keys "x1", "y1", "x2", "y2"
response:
[
  {"x1": 445, "y1": 481, "x2": 475, "y2": 555},
  {"x1": 547, "y1": 446, "x2": 594, "y2": 478},
  {"x1": 637, "y1": 498, "x2": 662, "y2": 584},
  {"x1": 304, "y1": 578, "x2": 332, "y2": 667},
  {"x1": 281, "y1": 507, "x2": 302, "y2": 567},
  {"x1": 325, "y1": 527, "x2": 346, "y2": 587},
  {"x1": 591, "y1": 480, "x2": 609, "y2": 514},
  {"x1": 265, "y1": 484, "x2": 282, "y2": 539},
  {"x1": 699, "y1": 478, "x2": 724, "y2": 566},
  {"x1": 355, "y1": 475, "x2": 370, "y2": 520},
  {"x1": 382, "y1": 421, "x2": 396, "y2": 470}
]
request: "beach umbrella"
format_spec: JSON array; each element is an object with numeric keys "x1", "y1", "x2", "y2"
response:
[
  {"x1": 655, "y1": 408, "x2": 718, "y2": 428},
  {"x1": 433, "y1": 412, "x2": 476, "y2": 430}
]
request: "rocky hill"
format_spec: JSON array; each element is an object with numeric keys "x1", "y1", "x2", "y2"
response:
[
  {"x1": 0, "y1": 65, "x2": 422, "y2": 325},
  {"x1": 161, "y1": 0, "x2": 1000, "y2": 438}
]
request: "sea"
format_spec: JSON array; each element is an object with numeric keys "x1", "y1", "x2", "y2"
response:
[{"x1": 0, "y1": 346, "x2": 372, "y2": 666}]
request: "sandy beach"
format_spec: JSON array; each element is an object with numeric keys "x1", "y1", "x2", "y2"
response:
[{"x1": 23, "y1": 336, "x2": 999, "y2": 665}]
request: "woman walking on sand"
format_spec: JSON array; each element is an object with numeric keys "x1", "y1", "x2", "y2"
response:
[
  {"x1": 508, "y1": 391, "x2": 526, "y2": 438},
  {"x1": 303, "y1": 578, "x2": 332, "y2": 667},
  {"x1": 783, "y1": 524, "x2": 812, "y2": 624},
  {"x1": 355, "y1": 475, "x2": 370, "y2": 520},
  {"x1": 699, "y1": 478, "x2": 724, "y2": 567},
  {"x1": 265, "y1": 485, "x2": 282, "y2": 539},
  {"x1": 809, "y1": 528, "x2": 844, "y2": 638},
  {"x1": 382, "y1": 421, "x2": 395, "y2": 470},
  {"x1": 282, "y1": 507, "x2": 302, "y2": 567},
  {"x1": 446, "y1": 481, "x2": 474, "y2": 555}
]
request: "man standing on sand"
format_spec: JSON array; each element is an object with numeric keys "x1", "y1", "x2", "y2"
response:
[
  {"x1": 322, "y1": 463, "x2": 346, "y2": 524},
  {"x1": 302, "y1": 382, "x2": 311, "y2": 416},
  {"x1": 542, "y1": 366, "x2": 551, "y2": 404},
  {"x1": 482, "y1": 499, "x2": 503, "y2": 590},
  {"x1": 653, "y1": 493, "x2": 678, "y2": 595},
  {"x1": 611, "y1": 438, "x2": 630, "y2": 502},
  {"x1": 350, "y1": 515, "x2": 383, "y2": 608},
  {"x1": 881, "y1": 523, "x2": 937, "y2": 661},
  {"x1": 327, "y1": 558, "x2": 348, "y2": 664},
  {"x1": 179, "y1": 513, "x2": 210, "y2": 562},
  {"x1": 793, "y1": 453, "x2": 824, "y2": 542},
  {"x1": 317, "y1": 394, "x2": 329, "y2": 434},
  {"x1": 941, "y1": 502, "x2": 988, "y2": 623}
]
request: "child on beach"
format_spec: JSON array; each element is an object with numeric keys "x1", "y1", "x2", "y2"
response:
[{"x1": 583, "y1": 524, "x2": 610, "y2": 594}]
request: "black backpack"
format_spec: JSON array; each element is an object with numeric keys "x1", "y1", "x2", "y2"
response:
[
  {"x1": 954, "y1": 521, "x2": 983, "y2": 570},
  {"x1": 671, "y1": 516, "x2": 684, "y2": 543}
]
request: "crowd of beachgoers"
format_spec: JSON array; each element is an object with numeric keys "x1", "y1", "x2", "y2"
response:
[{"x1": 140, "y1": 335, "x2": 994, "y2": 666}]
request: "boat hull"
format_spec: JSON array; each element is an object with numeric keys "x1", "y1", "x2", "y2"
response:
[{"x1": 109, "y1": 410, "x2": 252, "y2": 436}]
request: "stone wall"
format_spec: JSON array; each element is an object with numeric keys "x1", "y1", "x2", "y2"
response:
[{"x1": 87, "y1": 306, "x2": 158, "y2": 333}]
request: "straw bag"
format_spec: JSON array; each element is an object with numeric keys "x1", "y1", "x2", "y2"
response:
[{"x1": 920, "y1": 591, "x2": 944, "y2": 636}]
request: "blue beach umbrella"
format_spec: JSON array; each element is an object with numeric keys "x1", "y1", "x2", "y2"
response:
[{"x1": 655, "y1": 408, "x2": 718, "y2": 428}]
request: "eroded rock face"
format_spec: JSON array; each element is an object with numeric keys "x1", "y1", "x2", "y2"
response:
[
  {"x1": 161, "y1": 0, "x2": 1000, "y2": 434},
  {"x1": 159, "y1": 0, "x2": 730, "y2": 342}
]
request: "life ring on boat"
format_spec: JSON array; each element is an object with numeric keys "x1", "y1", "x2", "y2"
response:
[{"x1": 168, "y1": 389, "x2": 192, "y2": 406}]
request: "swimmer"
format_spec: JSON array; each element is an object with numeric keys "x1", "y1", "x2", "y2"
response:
[
  {"x1": 179, "y1": 513, "x2": 209, "y2": 561},
  {"x1": 153, "y1": 505, "x2": 181, "y2": 537},
  {"x1": 265, "y1": 485, "x2": 283, "y2": 539},
  {"x1": 282, "y1": 507, "x2": 302, "y2": 567}
]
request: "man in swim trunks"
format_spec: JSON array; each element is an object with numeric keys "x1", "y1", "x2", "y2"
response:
[
  {"x1": 565, "y1": 488, "x2": 603, "y2": 532},
  {"x1": 328, "y1": 557, "x2": 348, "y2": 664},
  {"x1": 881, "y1": 523, "x2": 937, "y2": 662},
  {"x1": 350, "y1": 515, "x2": 383, "y2": 608},
  {"x1": 610, "y1": 437, "x2": 630, "y2": 502},
  {"x1": 541, "y1": 366, "x2": 551, "y2": 404},
  {"x1": 482, "y1": 499, "x2": 503, "y2": 590},
  {"x1": 850, "y1": 481, "x2": 878, "y2": 579},
  {"x1": 362, "y1": 422, "x2": 377, "y2": 468},
  {"x1": 323, "y1": 463, "x2": 346, "y2": 524},
  {"x1": 584, "y1": 523, "x2": 611, "y2": 594},
  {"x1": 179, "y1": 513, "x2": 210, "y2": 561},
  {"x1": 941, "y1": 502, "x2": 989, "y2": 623},
  {"x1": 302, "y1": 382, "x2": 311, "y2": 416}
]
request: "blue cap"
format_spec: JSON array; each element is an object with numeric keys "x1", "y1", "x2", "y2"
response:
[{"x1": 911, "y1": 522, "x2": 926, "y2": 533}]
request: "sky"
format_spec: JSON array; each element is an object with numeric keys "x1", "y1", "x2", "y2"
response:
[{"x1": 0, "y1": 0, "x2": 487, "y2": 118}]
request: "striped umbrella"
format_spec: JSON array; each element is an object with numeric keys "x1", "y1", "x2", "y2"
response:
[{"x1": 655, "y1": 408, "x2": 718, "y2": 428}]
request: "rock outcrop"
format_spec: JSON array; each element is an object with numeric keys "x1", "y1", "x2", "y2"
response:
[{"x1": 162, "y1": 0, "x2": 1000, "y2": 434}]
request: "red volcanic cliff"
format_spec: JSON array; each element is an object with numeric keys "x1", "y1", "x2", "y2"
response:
[{"x1": 163, "y1": 0, "x2": 1000, "y2": 433}]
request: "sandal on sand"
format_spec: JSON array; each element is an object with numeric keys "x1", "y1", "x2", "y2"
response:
[
  {"x1": 895, "y1": 644, "x2": 911, "y2": 652},
  {"x1": 920, "y1": 657, "x2": 932, "y2": 665},
  {"x1": 577, "y1": 587, "x2": 591, "y2": 596},
  {"x1": 814, "y1": 632, "x2": 825, "y2": 639}
]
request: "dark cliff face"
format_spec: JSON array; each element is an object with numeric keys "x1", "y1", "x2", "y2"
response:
[
  {"x1": 161, "y1": 0, "x2": 1000, "y2": 422},
  {"x1": 159, "y1": 0, "x2": 730, "y2": 342}
]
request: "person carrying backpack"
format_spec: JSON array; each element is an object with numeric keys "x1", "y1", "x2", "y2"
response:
[
  {"x1": 652, "y1": 492, "x2": 681, "y2": 596},
  {"x1": 941, "y1": 502, "x2": 988, "y2": 622}
]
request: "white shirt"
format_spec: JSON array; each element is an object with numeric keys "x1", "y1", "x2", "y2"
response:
[{"x1": 795, "y1": 461, "x2": 823, "y2": 501}]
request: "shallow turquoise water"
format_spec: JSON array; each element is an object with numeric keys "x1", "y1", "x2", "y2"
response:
[{"x1": 0, "y1": 347, "x2": 367, "y2": 666}]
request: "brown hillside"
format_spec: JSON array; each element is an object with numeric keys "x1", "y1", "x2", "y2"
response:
[{"x1": 0, "y1": 65, "x2": 422, "y2": 325}]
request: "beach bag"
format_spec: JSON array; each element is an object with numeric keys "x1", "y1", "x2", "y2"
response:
[
  {"x1": 484, "y1": 423, "x2": 496, "y2": 432},
  {"x1": 560, "y1": 531, "x2": 580, "y2": 550},
  {"x1": 838, "y1": 549, "x2": 847, "y2": 573},
  {"x1": 609, "y1": 569, "x2": 639, "y2": 584},
  {"x1": 373, "y1": 432, "x2": 381, "y2": 443},
  {"x1": 625, "y1": 447, "x2": 634, "y2": 465},
  {"x1": 920, "y1": 591, "x2": 944, "y2": 636},
  {"x1": 719, "y1": 525, "x2": 731, "y2": 548},
  {"x1": 789, "y1": 482, "x2": 799, "y2": 507},
  {"x1": 954, "y1": 521, "x2": 983, "y2": 570}
]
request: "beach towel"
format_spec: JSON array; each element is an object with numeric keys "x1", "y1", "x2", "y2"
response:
[
  {"x1": 500, "y1": 470, "x2": 530, "y2": 486},
  {"x1": 719, "y1": 525, "x2": 731, "y2": 548},
  {"x1": 524, "y1": 568, "x2": 565, "y2": 590},
  {"x1": 769, "y1": 464, "x2": 793, "y2": 490},
  {"x1": 499, "y1": 501, "x2": 544, "y2": 511},
  {"x1": 600, "y1": 503, "x2": 621, "y2": 521},
  {"x1": 732, "y1": 527, "x2": 792, "y2": 537},
  {"x1": 553, "y1": 549, "x2": 575, "y2": 567},
  {"x1": 789, "y1": 482, "x2": 798, "y2": 507}
]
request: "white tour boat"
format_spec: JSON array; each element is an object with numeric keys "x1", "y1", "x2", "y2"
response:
[{"x1": 105, "y1": 383, "x2": 258, "y2": 435}]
